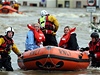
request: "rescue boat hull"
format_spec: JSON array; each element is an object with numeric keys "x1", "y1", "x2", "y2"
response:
[
  {"x1": 18, "y1": 46, "x2": 90, "y2": 71},
  {"x1": 0, "y1": 6, "x2": 17, "y2": 14},
  {"x1": 0, "y1": 5, "x2": 23, "y2": 14}
]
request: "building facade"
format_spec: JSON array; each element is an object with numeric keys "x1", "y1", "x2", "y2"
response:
[
  {"x1": 0, "y1": 0, "x2": 100, "y2": 8},
  {"x1": 57, "y1": 0, "x2": 87, "y2": 8},
  {"x1": 18, "y1": 0, "x2": 88, "y2": 8}
]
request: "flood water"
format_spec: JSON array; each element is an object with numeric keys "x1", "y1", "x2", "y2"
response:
[{"x1": 0, "y1": 6, "x2": 100, "y2": 75}]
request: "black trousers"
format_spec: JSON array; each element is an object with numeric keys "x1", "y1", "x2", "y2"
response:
[
  {"x1": 91, "y1": 57, "x2": 100, "y2": 67},
  {"x1": 43, "y1": 34, "x2": 58, "y2": 46},
  {"x1": 0, "y1": 54, "x2": 13, "y2": 71}
]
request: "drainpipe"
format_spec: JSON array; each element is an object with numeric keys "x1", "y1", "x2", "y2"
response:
[{"x1": 56, "y1": 0, "x2": 58, "y2": 8}]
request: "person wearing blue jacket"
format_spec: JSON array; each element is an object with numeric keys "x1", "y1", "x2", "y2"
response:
[
  {"x1": 25, "y1": 23, "x2": 40, "y2": 51},
  {"x1": 25, "y1": 30, "x2": 39, "y2": 51},
  {"x1": 25, "y1": 23, "x2": 45, "y2": 52}
]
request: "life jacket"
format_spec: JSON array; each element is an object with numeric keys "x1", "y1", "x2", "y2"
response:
[
  {"x1": 39, "y1": 15, "x2": 55, "y2": 33},
  {"x1": 13, "y1": 3, "x2": 19, "y2": 10},
  {"x1": 0, "y1": 35, "x2": 13, "y2": 54},
  {"x1": 59, "y1": 27, "x2": 76, "y2": 48},
  {"x1": 27, "y1": 24, "x2": 45, "y2": 43},
  {"x1": 89, "y1": 39, "x2": 100, "y2": 60},
  {"x1": 89, "y1": 39, "x2": 100, "y2": 52}
]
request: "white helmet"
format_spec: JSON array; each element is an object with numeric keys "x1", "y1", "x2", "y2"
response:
[
  {"x1": 5, "y1": 27, "x2": 14, "y2": 34},
  {"x1": 15, "y1": 0, "x2": 18, "y2": 2},
  {"x1": 2, "y1": 0, "x2": 5, "y2": 2},
  {"x1": 40, "y1": 10, "x2": 48, "y2": 17}
]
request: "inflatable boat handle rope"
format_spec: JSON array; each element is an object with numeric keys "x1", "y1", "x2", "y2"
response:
[{"x1": 41, "y1": 47, "x2": 59, "y2": 69}]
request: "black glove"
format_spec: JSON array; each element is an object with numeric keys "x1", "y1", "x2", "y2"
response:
[
  {"x1": 89, "y1": 51, "x2": 94, "y2": 54},
  {"x1": 85, "y1": 47, "x2": 89, "y2": 51},
  {"x1": 80, "y1": 47, "x2": 89, "y2": 52},
  {"x1": 88, "y1": 51, "x2": 95, "y2": 58},
  {"x1": 17, "y1": 53, "x2": 23, "y2": 57},
  {"x1": 24, "y1": 50, "x2": 28, "y2": 52},
  {"x1": 80, "y1": 47, "x2": 86, "y2": 52}
]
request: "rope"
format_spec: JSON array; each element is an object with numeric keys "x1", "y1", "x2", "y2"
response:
[{"x1": 40, "y1": 47, "x2": 58, "y2": 69}]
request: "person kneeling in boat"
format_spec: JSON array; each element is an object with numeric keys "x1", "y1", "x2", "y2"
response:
[
  {"x1": 2, "y1": 0, "x2": 10, "y2": 6},
  {"x1": 0, "y1": 27, "x2": 22, "y2": 71},
  {"x1": 25, "y1": 23, "x2": 45, "y2": 52},
  {"x1": 88, "y1": 32, "x2": 100, "y2": 67},
  {"x1": 59, "y1": 26, "x2": 79, "y2": 50},
  {"x1": 12, "y1": 0, "x2": 19, "y2": 12}
]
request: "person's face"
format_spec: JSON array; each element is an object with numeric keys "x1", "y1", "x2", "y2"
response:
[
  {"x1": 34, "y1": 24, "x2": 40, "y2": 31},
  {"x1": 91, "y1": 37, "x2": 96, "y2": 42},
  {"x1": 64, "y1": 28, "x2": 70, "y2": 34},
  {"x1": 7, "y1": 31, "x2": 14, "y2": 38}
]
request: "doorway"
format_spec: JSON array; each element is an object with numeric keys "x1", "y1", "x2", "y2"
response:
[{"x1": 76, "y1": 1, "x2": 81, "y2": 8}]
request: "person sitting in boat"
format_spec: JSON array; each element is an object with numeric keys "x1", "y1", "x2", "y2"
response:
[
  {"x1": 59, "y1": 26, "x2": 79, "y2": 50},
  {"x1": 25, "y1": 23, "x2": 45, "y2": 52},
  {"x1": 88, "y1": 32, "x2": 100, "y2": 67},
  {"x1": 2, "y1": 0, "x2": 10, "y2": 6}
]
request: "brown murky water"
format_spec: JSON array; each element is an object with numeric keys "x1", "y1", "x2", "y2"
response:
[{"x1": 0, "y1": 6, "x2": 100, "y2": 75}]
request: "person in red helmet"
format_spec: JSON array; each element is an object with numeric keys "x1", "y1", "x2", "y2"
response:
[{"x1": 88, "y1": 32, "x2": 100, "y2": 67}]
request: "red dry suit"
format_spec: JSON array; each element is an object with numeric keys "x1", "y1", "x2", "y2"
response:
[{"x1": 89, "y1": 39, "x2": 100, "y2": 60}]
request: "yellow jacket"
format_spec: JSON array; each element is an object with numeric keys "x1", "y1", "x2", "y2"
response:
[
  {"x1": 0, "y1": 4, "x2": 2, "y2": 8},
  {"x1": 39, "y1": 15, "x2": 59, "y2": 35},
  {"x1": 48, "y1": 15, "x2": 59, "y2": 32},
  {"x1": 12, "y1": 3, "x2": 19, "y2": 10},
  {"x1": 0, "y1": 37, "x2": 21, "y2": 56},
  {"x1": 13, "y1": 3, "x2": 19, "y2": 8}
]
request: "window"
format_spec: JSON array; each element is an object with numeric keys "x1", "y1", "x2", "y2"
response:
[
  {"x1": 76, "y1": 1, "x2": 81, "y2": 8},
  {"x1": 65, "y1": 1, "x2": 70, "y2": 8},
  {"x1": 23, "y1": 1, "x2": 27, "y2": 6}
]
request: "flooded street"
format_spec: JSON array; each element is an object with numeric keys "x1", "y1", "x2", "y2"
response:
[{"x1": 0, "y1": 6, "x2": 100, "y2": 75}]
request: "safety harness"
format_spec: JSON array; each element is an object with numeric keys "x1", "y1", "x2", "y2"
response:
[
  {"x1": 89, "y1": 39, "x2": 100, "y2": 52},
  {"x1": 0, "y1": 35, "x2": 13, "y2": 54},
  {"x1": 39, "y1": 15, "x2": 55, "y2": 34}
]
